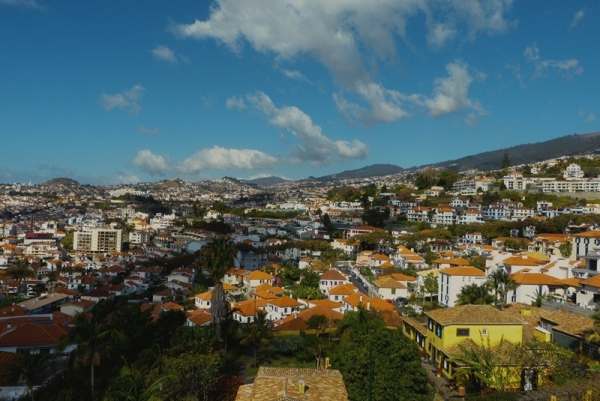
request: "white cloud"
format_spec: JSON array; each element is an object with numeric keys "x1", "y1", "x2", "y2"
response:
[
  {"x1": 132, "y1": 146, "x2": 279, "y2": 176},
  {"x1": 246, "y1": 92, "x2": 369, "y2": 164},
  {"x1": 424, "y1": 61, "x2": 484, "y2": 119},
  {"x1": 100, "y1": 85, "x2": 145, "y2": 114},
  {"x1": 571, "y1": 8, "x2": 585, "y2": 28},
  {"x1": 587, "y1": 113, "x2": 596, "y2": 123},
  {"x1": 132, "y1": 150, "x2": 170, "y2": 175},
  {"x1": 152, "y1": 45, "x2": 186, "y2": 64},
  {"x1": 138, "y1": 125, "x2": 160, "y2": 135},
  {"x1": 178, "y1": 146, "x2": 278, "y2": 173},
  {"x1": 282, "y1": 70, "x2": 308, "y2": 82},
  {"x1": 226, "y1": 96, "x2": 246, "y2": 110},
  {"x1": 0, "y1": 0, "x2": 45, "y2": 10},
  {"x1": 524, "y1": 42, "x2": 583, "y2": 78},
  {"x1": 172, "y1": 0, "x2": 514, "y2": 125},
  {"x1": 115, "y1": 172, "x2": 140, "y2": 184}
]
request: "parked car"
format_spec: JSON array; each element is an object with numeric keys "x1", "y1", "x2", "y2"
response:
[{"x1": 395, "y1": 297, "x2": 409, "y2": 306}]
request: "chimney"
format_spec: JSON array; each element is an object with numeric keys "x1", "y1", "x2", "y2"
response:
[
  {"x1": 6, "y1": 323, "x2": 11, "y2": 329},
  {"x1": 522, "y1": 255, "x2": 528, "y2": 259},
  {"x1": 359, "y1": 295, "x2": 363, "y2": 303},
  {"x1": 298, "y1": 380, "x2": 306, "y2": 394}
]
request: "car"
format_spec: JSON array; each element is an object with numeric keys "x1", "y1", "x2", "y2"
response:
[
  {"x1": 395, "y1": 297, "x2": 409, "y2": 306},
  {"x1": 356, "y1": 277, "x2": 363, "y2": 283}
]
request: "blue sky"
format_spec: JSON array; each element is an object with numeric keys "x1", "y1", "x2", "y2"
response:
[{"x1": 1, "y1": 0, "x2": 598, "y2": 185}]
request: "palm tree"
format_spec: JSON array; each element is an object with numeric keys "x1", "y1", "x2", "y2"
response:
[
  {"x1": 239, "y1": 312, "x2": 271, "y2": 367},
  {"x1": 456, "y1": 283, "x2": 495, "y2": 306},
  {"x1": 199, "y1": 237, "x2": 237, "y2": 340},
  {"x1": 58, "y1": 312, "x2": 125, "y2": 401},
  {"x1": 1, "y1": 349, "x2": 51, "y2": 401},
  {"x1": 487, "y1": 269, "x2": 519, "y2": 309}
]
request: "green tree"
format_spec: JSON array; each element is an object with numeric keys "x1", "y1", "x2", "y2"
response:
[
  {"x1": 157, "y1": 350, "x2": 223, "y2": 401},
  {"x1": 424, "y1": 273, "x2": 438, "y2": 302},
  {"x1": 558, "y1": 240, "x2": 572, "y2": 258},
  {"x1": 58, "y1": 312, "x2": 125, "y2": 401},
  {"x1": 239, "y1": 312, "x2": 271, "y2": 367},
  {"x1": 1, "y1": 349, "x2": 51, "y2": 401},
  {"x1": 487, "y1": 269, "x2": 519, "y2": 308},
  {"x1": 199, "y1": 237, "x2": 237, "y2": 340},
  {"x1": 456, "y1": 283, "x2": 494, "y2": 306},
  {"x1": 501, "y1": 151, "x2": 511, "y2": 170},
  {"x1": 335, "y1": 309, "x2": 430, "y2": 401}
]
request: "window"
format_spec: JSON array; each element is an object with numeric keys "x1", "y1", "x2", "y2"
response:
[
  {"x1": 481, "y1": 329, "x2": 489, "y2": 336},
  {"x1": 456, "y1": 328, "x2": 470, "y2": 337},
  {"x1": 436, "y1": 324, "x2": 442, "y2": 338},
  {"x1": 428, "y1": 319, "x2": 433, "y2": 331},
  {"x1": 391, "y1": 288, "x2": 396, "y2": 295}
]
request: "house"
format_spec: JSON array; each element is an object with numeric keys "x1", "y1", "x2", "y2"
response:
[
  {"x1": 327, "y1": 283, "x2": 358, "y2": 302},
  {"x1": 194, "y1": 291, "x2": 212, "y2": 309},
  {"x1": 242, "y1": 270, "x2": 274, "y2": 292},
  {"x1": 438, "y1": 267, "x2": 487, "y2": 308},
  {"x1": 424, "y1": 305, "x2": 524, "y2": 384},
  {"x1": 265, "y1": 296, "x2": 302, "y2": 321},
  {"x1": 185, "y1": 309, "x2": 212, "y2": 327},
  {"x1": 0, "y1": 320, "x2": 71, "y2": 354},
  {"x1": 318, "y1": 270, "x2": 349, "y2": 295},
  {"x1": 59, "y1": 299, "x2": 96, "y2": 316},
  {"x1": 507, "y1": 272, "x2": 565, "y2": 304},
  {"x1": 370, "y1": 276, "x2": 407, "y2": 300},
  {"x1": 231, "y1": 299, "x2": 268, "y2": 324}
]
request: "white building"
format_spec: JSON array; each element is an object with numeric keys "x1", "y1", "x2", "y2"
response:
[{"x1": 438, "y1": 266, "x2": 487, "y2": 308}]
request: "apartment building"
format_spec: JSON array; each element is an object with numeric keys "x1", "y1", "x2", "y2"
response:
[{"x1": 74, "y1": 228, "x2": 123, "y2": 253}]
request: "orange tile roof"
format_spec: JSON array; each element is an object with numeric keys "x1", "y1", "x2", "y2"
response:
[
  {"x1": 440, "y1": 266, "x2": 485, "y2": 277},
  {"x1": 195, "y1": 291, "x2": 212, "y2": 301},
  {"x1": 580, "y1": 274, "x2": 600, "y2": 288},
  {"x1": 502, "y1": 256, "x2": 545, "y2": 266},
  {"x1": 245, "y1": 270, "x2": 274, "y2": 280},
  {"x1": 426, "y1": 305, "x2": 524, "y2": 326},
  {"x1": 510, "y1": 272, "x2": 562, "y2": 286},
  {"x1": 252, "y1": 290, "x2": 278, "y2": 300},
  {"x1": 268, "y1": 296, "x2": 302, "y2": 308},
  {"x1": 328, "y1": 283, "x2": 357, "y2": 296},
  {"x1": 573, "y1": 230, "x2": 600, "y2": 238},
  {"x1": 319, "y1": 270, "x2": 347, "y2": 281}
]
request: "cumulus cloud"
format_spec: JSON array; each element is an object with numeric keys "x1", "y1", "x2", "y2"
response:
[
  {"x1": 0, "y1": 0, "x2": 45, "y2": 10},
  {"x1": 178, "y1": 146, "x2": 278, "y2": 174},
  {"x1": 524, "y1": 42, "x2": 583, "y2": 78},
  {"x1": 171, "y1": 0, "x2": 514, "y2": 125},
  {"x1": 132, "y1": 146, "x2": 279, "y2": 176},
  {"x1": 571, "y1": 8, "x2": 585, "y2": 28},
  {"x1": 424, "y1": 61, "x2": 485, "y2": 120},
  {"x1": 100, "y1": 85, "x2": 145, "y2": 114},
  {"x1": 138, "y1": 125, "x2": 160, "y2": 135},
  {"x1": 132, "y1": 150, "x2": 170, "y2": 175},
  {"x1": 245, "y1": 92, "x2": 369, "y2": 164},
  {"x1": 116, "y1": 172, "x2": 140, "y2": 184}
]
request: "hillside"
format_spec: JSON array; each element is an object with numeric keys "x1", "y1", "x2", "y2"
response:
[
  {"x1": 317, "y1": 164, "x2": 404, "y2": 181},
  {"x1": 246, "y1": 176, "x2": 289, "y2": 186},
  {"x1": 427, "y1": 132, "x2": 600, "y2": 171}
]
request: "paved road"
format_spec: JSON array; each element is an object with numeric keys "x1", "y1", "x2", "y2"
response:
[{"x1": 347, "y1": 275, "x2": 369, "y2": 295}]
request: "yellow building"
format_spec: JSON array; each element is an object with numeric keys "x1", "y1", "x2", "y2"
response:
[{"x1": 425, "y1": 305, "x2": 524, "y2": 379}]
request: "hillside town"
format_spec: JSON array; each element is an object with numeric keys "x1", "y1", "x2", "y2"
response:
[{"x1": 4, "y1": 156, "x2": 600, "y2": 400}]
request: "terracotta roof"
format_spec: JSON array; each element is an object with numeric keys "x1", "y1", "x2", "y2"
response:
[
  {"x1": 580, "y1": 274, "x2": 600, "y2": 288},
  {"x1": 306, "y1": 299, "x2": 343, "y2": 309},
  {"x1": 510, "y1": 272, "x2": 562, "y2": 286},
  {"x1": 542, "y1": 309, "x2": 595, "y2": 339},
  {"x1": 245, "y1": 270, "x2": 274, "y2": 281},
  {"x1": 502, "y1": 256, "x2": 545, "y2": 267},
  {"x1": 0, "y1": 322, "x2": 70, "y2": 348},
  {"x1": 235, "y1": 367, "x2": 348, "y2": 401},
  {"x1": 252, "y1": 290, "x2": 278, "y2": 300},
  {"x1": 188, "y1": 311, "x2": 212, "y2": 326},
  {"x1": 372, "y1": 276, "x2": 406, "y2": 289},
  {"x1": 426, "y1": 305, "x2": 524, "y2": 326},
  {"x1": 233, "y1": 299, "x2": 268, "y2": 317},
  {"x1": 381, "y1": 273, "x2": 417, "y2": 282},
  {"x1": 342, "y1": 292, "x2": 371, "y2": 308},
  {"x1": 328, "y1": 283, "x2": 357, "y2": 296},
  {"x1": 368, "y1": 298, "x2": 396, "y2": 312},
  {"x1": 195, "y1": 291, "x2": 212, "y2": 301},
  {"x1": 268, "y1": 296, "x2": 302, "y2": 308},
  {"x1": 573, "y1": 230, "x2": 600, "y2": 238},
  {"x1": 319, "y1": 270, "x2": 347, "y2": 281},
  {"x1": 440, "y1": 266, "x2": 485, "y2": 277}
]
